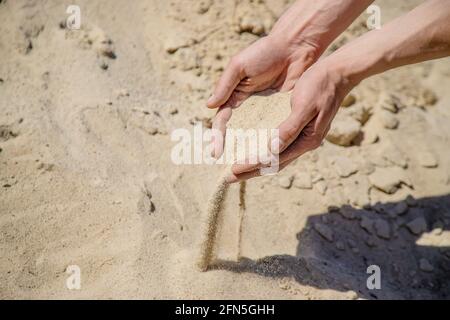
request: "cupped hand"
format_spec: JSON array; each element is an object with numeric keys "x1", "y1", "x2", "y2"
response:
[
  {"x1": 226, "y1": 62, "x2": 355, "y2": 183},
  {"x1": 207, "y1": 35, "x2": 320, "y2": 158}
]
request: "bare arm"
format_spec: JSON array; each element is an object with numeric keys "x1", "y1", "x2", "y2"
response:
[
  {"x1": 327, "y1": 0, "x2": 450, "y2": 86},
  {"x1": 208, "y1": 0, "x2": 374, "y2": 158},
  {"x1": 229, "y1": 0, "x2": 450, "y2": 182}
]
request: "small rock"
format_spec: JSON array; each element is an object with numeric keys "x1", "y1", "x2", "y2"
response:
[
  {"x1": 339, "y1": 206, "x2": 357, "y2": 220},
  {"x1": 331, "y1": 156, "x2": 358, "y2": 178},
  {"x1": 311, "y1": 172, "x2": 324, "y2": 183},
  {"x1": 278, "y1": 175, "x2": 293, "y2": 189},
  {"x1": 374, "y1": 219, "x2": 390, "y2": 239},
  {"x1": 347, "y1": 239, "x2": 357, "y2": 248},
  {"x1": 419, "y1": 258, "x2": 434, "y2": 272},
  {"x1": 368, "y1": 167, "x2": 409, "y2": 194},
  {"x1": 378, "y1": 92, "x2": 399, "y2": 113},
  {"x1": 405, "y1": 195, "x2": 417, "y2": 207},
  {"x1": 315, "y1": 180, "x2": 328, "y2": 195},
  {"x1": 418, "y1": 88, "x2": 438, "y2": 107},
  {"x1": 365, "y1": 236, "x2": 377, "y2": 247},
  {"x1": 341, "y1": 93, "x2": 357, "y2": 107},
  {"x1": 293, "y1": 172, "x2": 313, "y2": 189},
  {"x1": 326, "y1": 116, "x2": 361, "y2": 147},
  {"x1": 417, "y1": 151, "x2": 438, "y2": 168},
  {"x1": 380, "y1": 111, "x2": 399, "y2": 129},
  {"x1": 169, "y1": 106, "x2": 178, "y2": 115},
  {"x1": 336, "y1": 240, "x2": 346, "y2": 250},
  {"x1": 313, "y1": 223, "x2": 334, "y2": 242},
  {"x1": 387, "y1": 201, "x2": 409, "y2": 217},
  {"x1": 360, "y1": 216, "x2": 373, "y2": 234},
  {"x1": 406, "y1": 217, "x2": 427, "y2": 235},
  {"x1": 115, "y1": 88, "x2": 129, "y2": 98}
]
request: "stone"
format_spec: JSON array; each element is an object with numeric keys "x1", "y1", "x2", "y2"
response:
[
  {"x1": 392, "y1": 202, "x2": 408, "y2": 216},
  {"x1": 293, "y1": 172, "x2": 312, "y2": 189},
  {"x1": 313, "y1": 223, "x2": 334, "y2": 242},
  {"x1": 315, "y1": 180, "x2": 328, "y2": 195},
  {"x1": 339, "y1": 206, "x2": 357, "y2": 220},
  {"x1": 376, "y1": 144, "x2": 408, "y2": 168},
  {"x1": 417, "y1": 151, "x2": 438, "y2": 168},
  {"x1": 326, "y1": 116, "x2": 361, "y2": 146},
  {"x1": 378, "y1": 92, "x2": 399, "y2": 113},
  {"x1": 405, "y1": 195, "x2": 417, "y2": 207},
  {"x1": 380, "y1": 111, "x2": 399, "y2": 129},
  {"x1": 336, "y1": 241, "x2": 346, "y2": 250},
  {"x1": 360, "y1": 216, "x2": 373, "y2": 234},
  {"x1": 331, "y1": 156, "x2": 358, "y2": 178},
  {"x1": 368, "y1": 167, "x2": 410, "y2": 194},
  {"x1": 418, "y1": 258, "x2": 434, "y2": 272},
  {"x1": 278, "y1": 175, "x2": 293, "y2": 189},
  {"x1": 374, "y1": 219, "x2": 390, "y2": 239},
  {"x1": 406, "y1": 217, "x2": 427, "y2": 235},
  {"x1": 341, "y1": 93, "x2": 357, "y2": 107}
]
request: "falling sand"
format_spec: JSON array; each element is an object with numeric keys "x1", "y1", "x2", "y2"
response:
[{"x1": 196, "y1": 92, "x2": 291, "y2": 271}]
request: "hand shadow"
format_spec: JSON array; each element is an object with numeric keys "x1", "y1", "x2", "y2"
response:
[{"x1": 209, "y1": 195, "x2": 450, "y2": 299}]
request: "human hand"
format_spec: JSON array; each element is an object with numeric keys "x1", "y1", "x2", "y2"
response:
[
  {"x1": 207, "y1": 0, "x2": 375, "y2": 158},
  {"x1": 226, "y1": 61, "x2": 354, "y2": 183},
  {"x1": 208, "y1": 35, "x2": 319, "y2": 158}
]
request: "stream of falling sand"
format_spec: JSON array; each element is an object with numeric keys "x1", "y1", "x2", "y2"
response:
[{"x1": 196, "y1": 171, "x2": 246, "y2": 272}]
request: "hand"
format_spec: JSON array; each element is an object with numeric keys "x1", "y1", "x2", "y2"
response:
[
  {"x1": 226, "y1": 61, "x2": 354, "y2": 183},
  {"x1": 208, "y1": 35, "x2": 320, "y2": 158},
  {"x1": 207, "y1": 0, "x2": 375, "y2": 158}
]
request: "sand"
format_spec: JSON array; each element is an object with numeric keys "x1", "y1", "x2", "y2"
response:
[{"x1": 1, "y1": 0, "x2": 450, "y2": 299}]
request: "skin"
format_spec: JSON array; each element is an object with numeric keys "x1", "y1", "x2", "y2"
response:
[{"x1": 206, "y1": 0, "x2": 450, "y2": 183}]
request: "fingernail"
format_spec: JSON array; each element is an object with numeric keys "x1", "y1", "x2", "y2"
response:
[
  {"x1": 225, "y1": 175, "x2": 238, "y2": 184},
  {"x1": 270, "y1": 137, "x2": 283, "y2": 155},
  {"x1": 207, "y1": 94, "x2": 215, "y2": 106}
]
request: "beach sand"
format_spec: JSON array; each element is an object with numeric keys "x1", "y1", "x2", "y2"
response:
[{"x1": 1, "y1": 0, "x2": 450, "y2": 299}]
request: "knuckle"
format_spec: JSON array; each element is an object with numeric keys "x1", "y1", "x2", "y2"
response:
[{"x1": 309, "y1": 134, "x2": 323, "y2": 150}]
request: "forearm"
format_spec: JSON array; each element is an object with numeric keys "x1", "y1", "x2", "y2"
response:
[
  {"x1": 270, "y1": 0, "x2": 374, "y2": 52},
  {"x1": 325, "y1": 0, "x2": 450, "y2": 86}
]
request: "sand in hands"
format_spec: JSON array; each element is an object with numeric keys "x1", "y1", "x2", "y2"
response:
[{"x1": 196, "y1": 92, "x2": 291, "y2": 271}]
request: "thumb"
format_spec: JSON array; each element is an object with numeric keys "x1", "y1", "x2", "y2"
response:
[
  {"x1": 207, "y1": 56, "x2": 243, "y2": 109},
  {"x1": 270, "y1": 107, "x2": 316, "y2": 155}
]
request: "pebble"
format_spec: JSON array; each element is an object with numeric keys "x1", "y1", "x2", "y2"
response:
[
  {"x1": 332, "y1": 156, "x2": 358, "y2": 178},
  {"x1": 341, "y1": 93, "x2": 357, "y2": 107},
  {"x1": 336, "y1": 240, "x2": 346, "y2": 251},
  {"x1": 378, "y1": 92, "x2": 399, "y2": 113},
  {"x1": 315, "y1": 180, "x2": 328, "y2": 195},
  {"x1": 313, "y1": 223, "x2": 334, "y2": 242},
  {"x1": 392, "y1": 202, "x2": 409, "y2": 216},
  {"x1": 419, "y1": 258, "x2": 434, "y2": 272},
  {"x1": 339, "y1": 206, "x2": 357, "y2": 220},
  {"x1": 293, "y1": 172, "x2": 313, "y2": 189},
  {"x1": 417, "y1": 151, "x2": 438, "y2": 168},
  {"x1": 360, "y1": 216, "x2": 373, "y2": 234},
  {"x1": 406, "y1": 217, "x2": 427, "y2": 235},
  {"x1": 326, "y1": 116, "x2": 361, "y2": 146},
  {"x1": 405, "y1": 195, "x2": 417, "y2": 207},
  {"x1": 368, "y1": 167, "x2": 408, "y2": 194},
  {"x1": 278, "y1": 175, "x2": 293, "y2": 189},
  {"x1": 380, "y1": 111, "x2": 399, "y2": 129},
  {"x1": 374, "y1": 219, "x2": 390, "y2": 239}
]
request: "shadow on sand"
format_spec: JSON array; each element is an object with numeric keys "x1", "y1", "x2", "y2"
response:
[{"x1": 210, "y1": 195, "x2": 450, "y2": 299}]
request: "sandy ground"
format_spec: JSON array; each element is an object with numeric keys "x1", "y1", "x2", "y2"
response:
[{"x1": 1, "y1": 0, "x2": 450, "y2": 299}]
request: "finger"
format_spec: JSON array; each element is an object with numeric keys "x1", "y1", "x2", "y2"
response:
[
  {"x1": 212, "y1": 105, "x2": 232, "y2": 159},
  {"x1": 207, "y1": 57, "x2": 244, "y2": 109},
  {"x1": 270, "y1": 105, "x2": 316, "y2": 155},
  {"x1": 277, "y1": 116, "x2": 327, "y2": 164},
  {"x1": 226, "y1": 158, "x2": 295, "y2": 184}
]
